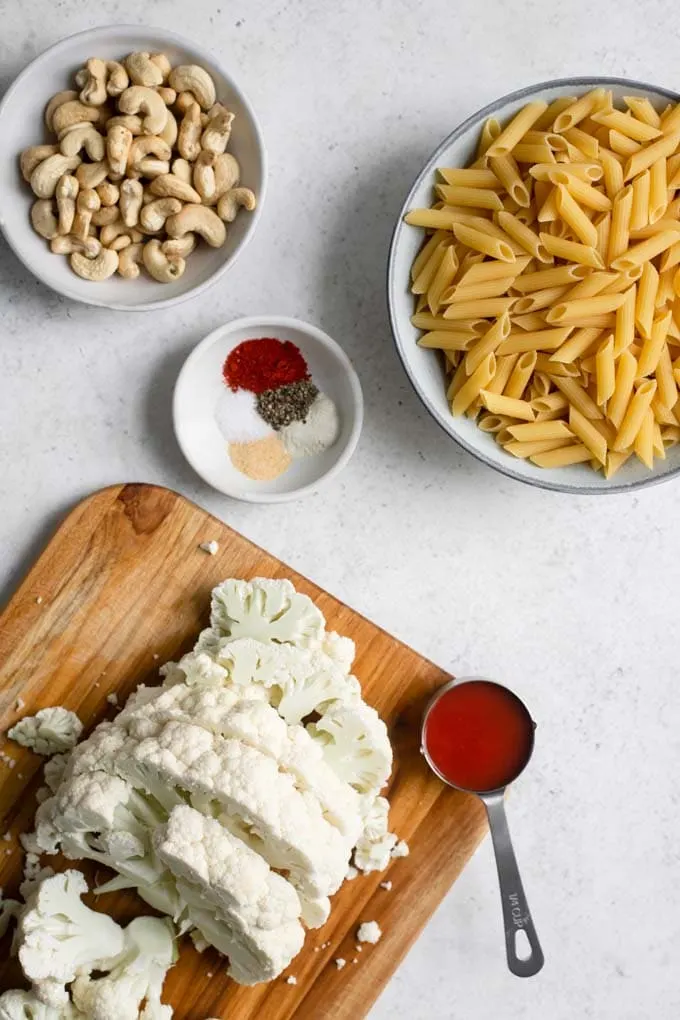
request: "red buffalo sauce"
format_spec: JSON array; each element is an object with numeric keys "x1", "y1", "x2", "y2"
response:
[{"x1": 423, "y1": 680, "x2": 534, "y2": 792}]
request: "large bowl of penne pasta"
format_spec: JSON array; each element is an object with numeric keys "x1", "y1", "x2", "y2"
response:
[{"x1": 388, "y1": 78, "x2": 680, "y2": 492}]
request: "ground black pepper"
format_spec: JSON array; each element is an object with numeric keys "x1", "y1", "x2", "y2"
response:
[{"x1": 256, "y1": 380, "x2": 319, "y2": 430}]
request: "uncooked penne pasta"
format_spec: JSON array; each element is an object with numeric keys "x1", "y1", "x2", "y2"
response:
[
  {"x1": 595, "y1": 334, "x2": 616, "y2": 404},
  {"x1": 610, "y1": 130, "x2": 641, "y2": 157},
  {"x1": 655, "y1": 343, "x2": 678, "y2": 408},
  {"x1": 633, "y1": 406, "x2": 655, "y2": 467},
  {"x1": 411, "y1": 238, "x2": 452, "y2": 295},
  {"x1": 555, "y1": 185, "x2": 598, "y2": 246},
  {"x1": 623, "y1": 96, "x2": 661, "y2": 128},
  {"x1": 411, "y1": 230, "x2": 448, "y2": 282},
  {"x1": 411, "y1": 312, "x2": 484, "y2": 333},
  {"x1": 551, "y1": 173, "x2": 612, "y2": 211},
  {"x1": 417, "y1": 331, "x2": 476, "y2": 351},
  {"x1": 636, "y1": 309, "x2": 672, "y2": 376},
  {"x1": 569, "y1": 405, "x2": 607, "y2": 463},
  {"x1": 452, "y1": 223, "x2": 515, "y2": 262},
  {"x1": 496, "y1": 210, "x2": 550, "y2": 261},
  {"x1": 512, "y1": 263, "x2": 588, "y2": 292},
  {"x1": 457, "y1": 257, "x2": 530, "y2": 286},
  {"x1": 545, "y1": 293, "x2": 626, "y2": 324},
  {"x1": 550, "y1": 375, "x2": 604, "y2": 419},
  {"x1": 443, "y1": 296, "x2": 516, "y2": 320},
  {"x1": 530, "y1": 443, "x2": 593, "y2": 467},
  {"x1": 608, "y1": 184, "x2": 634, "y2": 264},
  {"x1": 489, "y1": 155, "x2": 531, "y2": 207},
  {"x1": 550, "y1": 326, "x2": 603, "y2": 363},
  {"x1": 442, "y1": 276, "x2": 516, "y2": 304},
  {"x1": 438, "y1": 168, "x2": 500, "y2": 188},
  {"x1": 592, "y1": 108, "x2": 662, "y2": 142},
  {"x1": 624, "y1": 132, "x2": 680, "y2": 181},
  {"x1": 613, "y1": 285, "x2": 636, "y2": 355},
  {"x1": 464, "y1": 313, "x2": 511, "y2": 375},
  {"x1": 479, "y1": 389, "x2": 535, "y2": 420},
  {"x1": 649, "y1": 157, "x2": 668, "y2": 223},
  {"x1": 507, "y1": 419, "x2": 573, "y2": 442},
  {"x1": 427, "y1": 245, "x2": 458, "y2": 313},
  {"x1": 478, "y1": 413, "x2": 515, "y2": 433},
  {"x1": 504, "y1": 437, "x2": 573, "y2": 457},
  {"x1": 477, "y1": 118, "x2": 501, "y2": 158},
  {"x1": 613, "y1": 378, "x2": 658, "y2": 449},
  {"x1": 486, "y1": 102, "x2": 549, "y2": 157},
  {"x1": 484, "y1": 354, "x2": 519, "y2": 395},
  {"x1": 503, "y1": 351, "x2": 537, "y2": 399},
  {"x1": 539, "y1": 233, "x2": 605, "y2": 268},
  {"x1": 497, "y1": 327, "x2": 572, "y2": 355},
  {"x1": 562, "y1": 127, "x2": 601, "y2": 159},
  {"x1": 553, "y1": 89, "x2": 607, "y2": 133},
  {"x1": 436, "y1": 185, "x2": 504, "y2": 210},
  {"x1": 611, "y1": 230, "x2": 679, "y2": 270},
  {"x1": 595, "y1": 212, "x2": 611, "y2": 261},
  {"x1": 450, "y1": 354, "x2": 496, "y2": 414},
  {"x1": 630, "y1": 170, "x2": 651, "y2": 232},
  {"x1": 513, "y1": 286, "x2": 570, "y2": 314},
  {"x1": 531, "y1": 392, "x2": 569, "y2": 413},
  {"x1": 404, "y1": 209, "x2": 457, "y2": 230},
  {"x1": 598, "y1": 147, "x2": 625, "y2": 200}
]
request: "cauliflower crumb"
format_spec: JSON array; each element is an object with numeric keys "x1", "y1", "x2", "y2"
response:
[
  {"x1": 2, "y1": 832, "x2": 11, "y2": 842},
  {"x1": 15, "y1": 698, "x2": 25, "y2": 712},
  {"x1": 380, "y1": 881, "x2": 393, "y2": 891},
  {"x1": 335, "y1": 958, "x2": 346, "y2": 970},
  {"x1": 391, "y1": 840, "x2": 409, "y2": 858},
  {"x1": 286, "y1": 976, "x2": 297, "y2": 985},
  {"x1": 35, "y1": 596, "x2": 43, "y2": 605},
  {"x1": 106, "y1": 693, "x2": 119, "y2": 707},
  {"x1": 153, "y1": 653, "x2": 160, "y2": 660},
  {"x1": 352, "y1": 958, "x2": 358, "y2": 964},
  {"x1": 357, "y1": 921, "x2": 382, "y2": 944},
  {"x1": 206, "y1": 971, "x2": 214, "y2": 978},
  {"x1": 199, "y1": 540, "x2": 219, "y2": 555},
  {"x1": 355, "y1": 946, "x2": 362, "y2": 952}
]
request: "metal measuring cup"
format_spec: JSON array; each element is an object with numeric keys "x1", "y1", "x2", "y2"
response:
[{"x1": 421, "y1": 677, "x2": 544, "y2": 978}]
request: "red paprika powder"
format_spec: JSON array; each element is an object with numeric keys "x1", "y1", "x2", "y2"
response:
[{"x1": 224, "y1": 338, "x2": 310, "y2": 394}]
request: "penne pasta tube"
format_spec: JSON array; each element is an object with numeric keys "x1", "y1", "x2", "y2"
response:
[
  {"x1": 623, "y1": 96, "x2": 661, "y2": 128},
  {"x1": 513, "y1": 312, "x2": 548, "y2": 331},
  {"x1": 655, "y1": 343, "x2": 678, "y2": 408},
  {"x1": 652, "y1": 420, "x2": 666, "y2": 458},
  {"x1": 562, "y1": 272, "x2": 619, "y2": 302},
  {"x1": 503, "y1": 351, "x2": 538, "y2": 399},
  {"x1": 497, "y1": 327, "x2": 573, "y2": 355},
  {"x1": 411, "y1": 238, "x2": 452, "y2": 295},
  {"x1": 613, "y1": 379, "x2": 658, "y2": 450},
  {"x1": 591, "y1": 108, "x2": 662, "y2": 142},
  {"x1": 512, "y1": 286, "x2": 570, "y2": 314},
  {"x1": 477, "y1": 118, "x2": 501, "y2": 158},
  {"x1": 457, "y1": 256, "x2": 531, "y2": 286},
  {"x1": 598, "y1": 147, "x2": 625, "y2": 200},
  {"x1": 563, "y1": 126, "x2": 601, "y2": 159},
  {"x1": 417, "y1": 331, "x2": 476, "y2": 350},
  {"x1": 661, "y1": 425, "x2": 680, "y2": 446},
  {"x1": 464, "y1": 313, "x2": 512, "y2": 375},
  {"x1": 534, "y1": 356, "x2": 580, "y2": 376},
  {"x1": 610, "y1": 130, "x2": 641, "y2": 156},
  {"x1": 656, "y1": 268, "x2": 676, "y2": 307},
  {"x1": 411, "y1": 312, "x2": 485, "y2": 333},
  {"x1": 404, "y1": 209, "x2": 458, "y2": 230},
  {"x1": 611, "y1": 230, "x2": 679, "y2": 270},
  {"x1": 531, "y1": 161, "x2": 602, "y2": 183},
  {"x1": 495, "y1": 210, "x2": 550, "y2": 261},
  {"x1": 633, "y1": 407, "x2": 655, "y2": 467},
  {"x1": 636, "y1": 309, "x2": 673, "y2": 376},
  {"x1": 478, "y1": 413, "x2": 516, "y2": 433},
  {"x1": 443, "y1": 296, "x2": 517, "y2": 320},
  {"x1": 507, "y1": 419, "x2": 573, "y2": 441},
  {"x1": 605, "y1": 449, "x2": 632, "y2": 478},
  {"x1": 550, "y1": 172, "x2": 612, "y2": 210},
  {"x1": 630, "y1": 170, "x2": 651, "y2": 231},
  {"x1": 442, "y1": 276, "x2": 516, "y2": 304},
  {"x1": 595, "y1": 212, "x2": 611, "y2": 261},
  {"x1": 488, "y1": 155, "x2": 531, "y2": 206},
  {"x1": 450, "y1": 354, "x2": 496, "y2": 414},
  {"x1": 512, "y1": 263, "x2": 588, "y2": 293},
  {"x1": 537, "y1": 187, "x2": 559, "y2": 221},
  {"x1": 504, "y1": 437, "x2": 573, "y2": 458},
  {"x1": 550, "y1": 327, "x2": 603, "y2": 363},
  {"x1": 595, "y1": 334, "x2": 616, "y2": 404},
  {"x1": 545, "y1": 293, "x2": 627, "y2": 323},
  {"x1": 479, "y1": 390, "x2": 535, "y2": 420},
  {"x1": 608, "y1": 184, "x2": 634, "y2": 264},
  {"x1": 623, "y1": 131, "x2": 680, "y2": 181},
  {"x1": 531, "y1": 392, "x2": 569, "y2": 413},
  {"x1": 651, "y1": 395, "x2": 678, "y2": 425},
  {"x1": 486, "y1": 101, "x2": 549, "y2": 157},
  {"x1": 484, "y1": 354, "x2": 519, "y2": 395},
  {"x1": 601, "y1": 265, "x2": 643, "y2": 293},
  {"x1": 530, "y1": 443, "x2": 594, "y2": 467},
  {"x1": 411, "y1": 230, "x2": 449, "y2": 282},
  {"x1": 555, "y1": 185, "x2": 599, "y2": 246},
  {"x1": 569, "y1": 405, "x2": 607, "y2": 463},
  {"x1": 613, "y1": 285, "x2": 636, "y2": 356},
  {"x1": 452, "y1": 223, "x2": 515, "y2": 262},
  {"x1": 553, "y1": 89, "x2": 607, "y2": 133},
  {"x1": 660, "y1": 241, "x2": 680, "y2": 273},
  {"x1": 513, "y1": 143, "x2": 556, "y2": 164},
  {"x1": 436, "y1": 185, "x2": 504, "y2": 210},
  {"x1": 427, "y1": 245, "x2": 458, "y2": 313},
  {"x1": 539, "y1": 233, "x2": 605, "y2": 267},
  {"x1": 550, "y1": 375, "x2": 604, "y2": 418},
  {"x1": 438, "y1": 168, "x2": 500, "y2": 188},
  {"x1": 533, "y1": 97, "x2": 578, "y2": 131},
  {"x1": 649, "y1": 157, "x2": 668, "y2": 223}
]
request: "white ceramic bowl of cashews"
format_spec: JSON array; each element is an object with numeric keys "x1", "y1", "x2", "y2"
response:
[{"x1": 0, "y1": 25, "x2": 266, "y2": 311}]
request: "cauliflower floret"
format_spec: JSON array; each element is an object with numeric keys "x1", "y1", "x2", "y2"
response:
[
  {"x1": 322, "y1": 631, "x2": 355, "y2": 673},
  {"x1": 0, "y1": 989, "x2": 82, "y2": 1019},
  {"x1": 357, "y1": 920, "x2": 382, "y2": 944},
  {"x1": 210, "y1": 578, "x2": 325, "y2": 649},
  {"x1": 353, "y1": 797, "x2": 397, "y2": 873},
  {"x1": 71, "y1": 916, "x2": 176, "y2": 1020},
  {"x1": 8, "y1": 708, "x2": 83, "y2": 756},
  {"x1": 17, "y1": 870, "x2": 125, "y2": 1008},
  {"x1": 43, "y1": 754, "x2": 68, "y2": 793},
  {"x1": 309, "y1": 701, "x2": 393, "y2": 795}
]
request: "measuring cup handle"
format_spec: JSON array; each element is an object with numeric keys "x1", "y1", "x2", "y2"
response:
[{"x1": 482, "y1": 791, "x2": 544, "y2": 978}]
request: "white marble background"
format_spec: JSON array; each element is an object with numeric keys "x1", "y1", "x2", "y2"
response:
[{"x1": 1, "y1": 0, "x2": 680, "y2": 1017}]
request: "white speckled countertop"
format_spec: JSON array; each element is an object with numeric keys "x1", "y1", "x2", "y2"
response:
[{"x1": 1, "y1": 1, "x2": 679, "y2": 1017}]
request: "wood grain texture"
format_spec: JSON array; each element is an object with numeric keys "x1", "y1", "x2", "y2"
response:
[{"x1": 0, "y1": 484, "x2": 487, "y2": 1018}]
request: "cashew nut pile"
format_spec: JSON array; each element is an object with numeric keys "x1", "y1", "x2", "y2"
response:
[{"x1": 21, "y1": 52, "x2": 257, "y2": 283}]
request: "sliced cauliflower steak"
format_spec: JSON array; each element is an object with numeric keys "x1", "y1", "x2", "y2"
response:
[{"x1": 34, "y1": 577, "x2": 398, "y2": 985}]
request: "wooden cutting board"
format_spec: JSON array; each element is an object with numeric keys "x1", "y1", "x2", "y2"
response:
[{"x1": 0, "y1": 484, "x2": 487, "y2": 1019}]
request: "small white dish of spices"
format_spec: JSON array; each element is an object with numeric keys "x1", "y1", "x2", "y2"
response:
[{"x1": 173, "y1": 315, "x2": 363, "y2": 502}]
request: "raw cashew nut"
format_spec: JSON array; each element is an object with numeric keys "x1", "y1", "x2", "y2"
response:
[
  {"x1": 193, "y1": 150, "x2": 216, "y2": 202},
  {"x1": 162, "y1": 233, "x2": 196, "y2": 258},
  {"x1": 44, "y1": 90, "x2": 78, "y2": 131},
  {"x1": 52, "y1": 100, "x2": 100, "y2": 136},
  {"x1": 72, "y1": 188, "x2": 101, "y2": 240},
  {"x1": 117, "y1": 242, "x2": 145, "y2": 278},
  {"x1": 76, "y1": 161, "x2": 109, "y2": 189},
  {"x1": 20, "y1": 144, "x2": 58, "y2": 182},
  {"x1": 157, "y1": 87, "x2": 177, "y2": 106},
  {"x1": 201, "y1": 109, "x2": 234, "y2": 155},
  {"x1": 107, "y1": 124, "x2": 133, "y2": 176},
  {"x1": 174, "y1": 91, "x2": 195, "y2": 115},
  {"x1": 100, "y1": 219, "x2": 133, "y2": 246},
  {"x1": 150, "y1": 174, "x2": 201, "y2": 204},
  {"x1": 109, "y1": 234, "x2": 132, "y2": 252},
  {"x1": 105, "y1": 61, "x2": 129, "y2": 97},
  {"x1": 91, "y1": 205, "x2": 120, "y2": 227},
  {"x1": 149, "y1": 53, "x2": 172, "y2": 82},
  {"x1": 125, "y1": 52, "x2": 164, "y2": 87},
  {"x1": 31, "y1": 199, "x2": 59, "y2": 239},
  {"x1": 142, "y1": 238, "x2": 186, "y2": 282},
  {"x1": 119, "y1": 178, "x2": 144, "y2": 227},
  {"x1": 166, "y1": 204, "x2": 226, "y2": 246},
  {"x1": 96, "y1": 181, "x2": 119, "y2": 206},
  {"x1": 140, "y1": 196, "x2": 182, "y2": 233},
  {"x1": 51, "y1": 235, "x2": 102, "y2": 257},
  {"x1": 217, "y1": 187, "x2": 257, "y2": 222},
  {"x1": 168, "y1": 65, "x2": 216, "y2": 110},
  {"x1": 59, "y1": 124, "x2": 105, "y2": 161},
  {"x1": 106, "y1": 114, "x2": 143, "y2": 135},
  {"x1": 118, "y1": 86, "x2": 167, "y2": 135},
  {"x1": 70, "y1": 247, "x2": 119, "y2": 281},
  {"x1": 177, "y1": 102, "x2": 202, "y2": 162},
  {"x1": 135, "y1": 159, "x2": 170, "y2": 178},
  {"x1": 56, "y1": 174, "x2": 79, "y2": 234},
  {"x1": 171, "y1": 158, "x2": 192, "y2": 184},
  {"x1": 76, "y1": 58, "x2": 108, "y2": 106},
  {"x1": 30, "y1": 154, "x2": 82, "y2": 199},
  {"x1": 213, "y1": 153, "x2": 240, "y2": 200},
  {"x1": 159, "y1": 110, "x2": 178, "y2": 148},
  {"x1": 128, "y1": 135, "x2": 171, "y2": 170}
]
